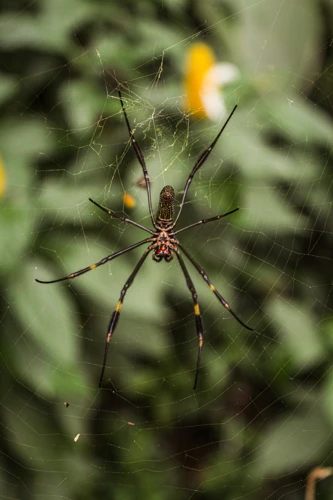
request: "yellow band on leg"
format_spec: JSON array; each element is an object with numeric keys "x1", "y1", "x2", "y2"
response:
[{"x1": 194, "y1": 303, "x2": 200, "y2": 315}]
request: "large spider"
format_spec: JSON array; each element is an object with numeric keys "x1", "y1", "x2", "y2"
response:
[{"x1": 36, "y1": 91, "x2": 253, "y2": 389}]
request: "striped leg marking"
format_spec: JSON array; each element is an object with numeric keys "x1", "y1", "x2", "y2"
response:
[
  {"x1": 118, "y1": 91, "x2": 155, "y2": 226},
  {"x1": 35, "y1": 238, "x2": 152, "y2": 285},
  {"x1": 99, "y1": 249, "x2": 151, "y2": 388},
  {"x1": 178, "y1": 243, "x2": 253, "y2": 331},
  {"x1": 176, "y1": 252, "x2": 204, "y2": 390}
]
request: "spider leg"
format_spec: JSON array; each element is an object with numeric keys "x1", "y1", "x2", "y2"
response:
[
  {"x1": 174, "y1": 105, "x2": 237, "y2": 226},
  {"x1": 35, "y1": 238, "x2": 152, "y2": 284},
  {"x1": 118, "y1": 91, "x2": 155, "y2": 226},
  {"x1": 175, "y1": 208, "x2": 239, "y2": 235},
  {"x1": 89, "y1": 198, "x2": 155, "y2": 234},
  {"x1": 175, "y1": 251, "x2": 204, "y2": 390},
  {"x1": 99, "y1": 247, "x2": 152, "y2": 388},
  {"x1": 178, "y1": 243, "x2": 253, "y2": 331}
]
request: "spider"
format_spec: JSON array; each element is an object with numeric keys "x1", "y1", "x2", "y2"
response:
[{"x1": 36, "y1": 91, "x2": 253, "y2": 390}]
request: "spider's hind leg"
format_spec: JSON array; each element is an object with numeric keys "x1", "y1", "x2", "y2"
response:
[
  {"x1": 99, "y1": 247, "x2": 152, "y2": 388},
  {"x1": 178, "y1": 243, "x2": 253, "y2": 331},
  {"x1": 175, "y1": 251, "x2": 204, "y2": 390}
]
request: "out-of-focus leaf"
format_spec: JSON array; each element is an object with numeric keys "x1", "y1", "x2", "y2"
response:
[
  {"x1": 94, "y1": 34, "x2": 137, "y2": 70},
  {"x1": 267, "y1": 297, "x2": 325, "y2": 369},
  {"x1": 264, "y1": 97, "x2": 333, "y2": 146},
  {"x1": 0, "y1": 73, "x2": 18, "y2": 104},
  {"x1": 14, "y1": 338, "x2": 88, "y2": 398},
  {"x1": 36, "y1": 180, "x2": 108, "y2": 219},
  {"x1": 302, "y1": 178, "x2": 333, "y2": 222},
  {"x1": 0, "y1": 205, "x2": 34, "y2": 273},
  {"x1": 2, "y1": 393, "x2": 72, "y2": 467},
  {"x1": 0, "y1": 1, "x2": 95, "y2": 52},
  {"x1": 238, "y1": 185, "x2": 308, "y2": 232},
  {"x1": 250, "y1": 406, "x2": 331, "y2": 478},
  {"x1": 137, "y1": 21, "x2": 183, "y2": 57},
  {"x1": 59, "y1": 79, "x2": 109, "y2": 130},
  {"x1": 0, "y1": 119, "x2": 54, "y2": 181},
  {"x1": 211, "y1": 111, "x2": 318, "y2": 182},
  {"x1": 226, "y1": 0, "x2": 322, "y2": 91},
  {"x1": 10, "y1": 261, "x2": 79, "y2": 367},
  {"x1": 115, "y1": 319, "x2": 170, "y2": 359}
]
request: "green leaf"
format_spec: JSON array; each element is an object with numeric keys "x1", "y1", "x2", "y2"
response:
[
  {"x1": 59, "y1": 79, "x2": 108, "y2": 130},
  {"x1": 267, "y1": 297, "x2": 325, "y2": 369},
  {"x1": 0, "y1": 1, "x2": 95, "y2": 53},
  {"x1": 238, "y1": 184, "x2": 308, "y2": 232},
  {"x1": 10, "y1": 260, "x2": 79, "y2": 367},
  {"x1": 14, "y1": 340, "x2": 87, "y2": 398},
  {"x1": 264, "y1": 97, "x2": 333, "y2": 146},
  {"x1": 37, "y1": 180, "x2": 107, "y2": 220},
  {"x1": 250, "y1": 406, "x2": 331, "y2": 478},
  {"x1": 0, "y1": 73, "x2": 18, "y2": 104},
  {"x1": 2, "y1": 394, "x2": 68, "y2": 467},
  {"x1": 226, "y1": 0, "x2": 322, "y2": 91},
  {"x1": 115, "y1": 319, "x2": 170, "y2": 359},
  {"x1": 0, "y1": 205, "x2": 35, "y2": 274},
  {"x1": 0, "y1": 119, "x2": 54, "y2": 167},
  {"x1": 217, "y1": 109, "x2": 317, "y2": 182}
]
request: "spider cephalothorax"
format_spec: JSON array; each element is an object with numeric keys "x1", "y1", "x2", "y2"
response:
[{"x1": 36, "y1": 90, "x2": 253, "y2": 390}]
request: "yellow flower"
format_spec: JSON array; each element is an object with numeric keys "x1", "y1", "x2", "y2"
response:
[
  {"x1": 184, "y1": 43, "x2": 239, "y2": 121},
  {"x1": 0, "y1": 157, "x2": 6, "y2": 197},
  {"x1": 123, "y1": 192, "x2": 136, "y2": 209}
]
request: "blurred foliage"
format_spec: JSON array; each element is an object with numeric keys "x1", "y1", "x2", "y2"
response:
[{"x1": 1, "y1": 0, "x2": 333, "y2": 499}]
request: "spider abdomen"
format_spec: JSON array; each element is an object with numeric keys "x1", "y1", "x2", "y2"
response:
[{"x1": 156, "y1": 185, "x2": 175, "y2": 223}]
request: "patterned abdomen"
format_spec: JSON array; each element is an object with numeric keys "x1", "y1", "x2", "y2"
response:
[{"x1": 156, "y1": 186, "x2": 175, "y2": 222}]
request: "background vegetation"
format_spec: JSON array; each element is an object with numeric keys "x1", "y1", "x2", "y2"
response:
[{"x1": 1, "y1": 0, "x2": 333, "y2": 499}]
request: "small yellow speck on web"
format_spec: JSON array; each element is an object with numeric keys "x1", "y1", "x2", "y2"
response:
[
  {"x1": 0, "y1": 157, "x2": 6, "y2": 197},
  {"x1": 123, "y1": 192, "x2": 136, "y2": 209},
  {"x1": 194, "y1": 303, "x2": 200, "y2": 316},
  {"x1": 184, "y1": 43, "x2": 216, "y2": 118},
  {"x1": 74, "y1": 433, "x2": 80, "y2": 442}
]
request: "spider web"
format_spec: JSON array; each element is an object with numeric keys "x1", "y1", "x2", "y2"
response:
[{"x1": 1, "y1": 0, "x2": 333, "y2": 499}]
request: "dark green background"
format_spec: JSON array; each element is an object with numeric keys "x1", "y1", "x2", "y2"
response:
[{"x1": 1, "y1": 1, "x2": 333, "y2": 499}]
